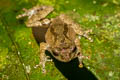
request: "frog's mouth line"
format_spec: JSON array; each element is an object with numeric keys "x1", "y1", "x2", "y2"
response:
[
  {"x1": 61, "y1": 46, "x2": 77, "y2": 54},
  {"x1": 52, "y1": 46, "x2": 77, "y2": 60}
]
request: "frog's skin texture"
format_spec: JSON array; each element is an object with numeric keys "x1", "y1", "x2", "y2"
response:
[
  {"x1": 16, "y1": 5, "x2": 54, "y2": 27},
  {"x1": 16, "y1": 6, "x2": 93, "y2": 73}
]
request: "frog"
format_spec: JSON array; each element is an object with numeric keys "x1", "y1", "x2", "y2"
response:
[
  {"x1": 16, "y1": 5, "x2": 93, "y2": 73},
  {"x1": 16, "y1": 5, "x2": 54, "y2": 27}
]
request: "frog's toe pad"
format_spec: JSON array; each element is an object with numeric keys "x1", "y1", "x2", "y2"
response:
[{"x1": 79, "y1": 64, "x2": 83, "y2": 68}]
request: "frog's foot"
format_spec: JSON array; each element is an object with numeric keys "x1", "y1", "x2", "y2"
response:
[
  {"x1": 79, "y1": 29, "x2": 93, "y2": 42},
  {"x1": 46, "y1": 56, "x2": 53, "y2": 62},
  {"x1": 16, "y1": 8, "x2": 30, "y2": 19},
  {"x1": 16, "y1": 12, "x2": 27, "y2": 19},
  {"x1": 41, "y1": 56, "x2": 52, "y2": 73},
  {"x1": 78, "y1": 53, "x2": 90, "y2": 68},
  {"x1": 34, "y1": 60, "x2": 46, "y2": 73},
  {"x1": 34, "y1": 56, "x2": 52, "y2": 73},
  {"x1": 22, "y1": 8, "x2": 28, "y2": 12}
]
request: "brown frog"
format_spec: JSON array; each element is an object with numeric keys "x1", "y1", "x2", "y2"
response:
[
  {"x1": 16, "y1": 5, "x2": 93, "y2": 73},
  {"x1": 16, "y1": 5, "x2": 54, "y2": 27}
]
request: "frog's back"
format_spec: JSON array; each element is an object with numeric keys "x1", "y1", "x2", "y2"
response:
[{"x1": 45, "y1": 16, "x2": 76, "y2": 46}]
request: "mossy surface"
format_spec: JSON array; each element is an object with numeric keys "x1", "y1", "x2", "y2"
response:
[{"x1": 0, "y1": 0, "x2": 120, "y2": 80}]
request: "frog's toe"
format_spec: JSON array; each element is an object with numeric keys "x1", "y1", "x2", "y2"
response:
[
  {"x1": 42, "y1": 67, "x2": 46, "y2": 74},
  {"x1": 46, "y1": 56, "x2": 53, "y2": 62},
  {"x1": 34, "y1": 63, "x2": 41, "y2": 69},
  {"x1": 79, "y1": 63, "x2": 83, "y2": 68}
]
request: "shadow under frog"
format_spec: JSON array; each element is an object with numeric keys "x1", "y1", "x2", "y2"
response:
[{"x1": 16, "y1": 5, "x2": 97, "y2": 80}]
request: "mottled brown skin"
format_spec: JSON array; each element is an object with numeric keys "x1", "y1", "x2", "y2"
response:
[
  {"x1": 16, "y1": 5, "x2": 54, "y2": 27},
  {"x1": 16, "y1": 6, "x2": 93, "y2": 73},
  {"x1": 45, "y1": 17, "x2": 77, "y2": 62}
]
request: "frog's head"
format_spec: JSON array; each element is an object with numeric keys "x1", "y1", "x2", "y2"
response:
[{"x1": 52, "y1": 37, "x2": 77, "y2": 61}]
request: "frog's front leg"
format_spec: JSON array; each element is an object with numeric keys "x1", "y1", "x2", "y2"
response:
[
  {"x1": 75, "y1": 38, "x2": 83, "y2": 68},
  {"x1": 34, "y1": 42, "x2": 51, "y2": 73},
  {"x1": 74, "y1": 24, "x2": 93, "y2": 42},
  {"x1": 75, "y1": 38, "x2": 89, "y2": 68},
  {"x1": 40, "y1": 42, "x2": 48, "y2": 73}
]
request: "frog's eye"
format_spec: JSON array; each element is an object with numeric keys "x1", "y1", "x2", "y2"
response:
[
  {"x1": 72, "y1": 47, "x2": 77, "y2": 52},
  {"x1": 36, "y1": 9, "x2": 40, "y2": 12},
  {"x1": 53, "y1": 51, "x2": 59, "y2": 56},
  {"x1": 41, "y1": 6, "x2": 46, "y2": 10},
  {"x1": 36, "y1": 8, "x2": 42, "y2": 11},
  {"x1": 38, "y1": 7, "x2": 44, "y2": 11}
]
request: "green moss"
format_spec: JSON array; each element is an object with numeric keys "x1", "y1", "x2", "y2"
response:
[{"x1": 0, "y1": 0, "x2": 120, "y2": 80}]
